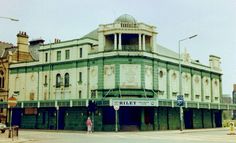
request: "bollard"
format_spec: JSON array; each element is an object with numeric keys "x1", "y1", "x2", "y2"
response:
[
  {"x1": 227, "y1": 122, "x2": 236, "y2": 135},
  {"x1": 8, "y1": 128, "x2": 11, "y2": 138}
]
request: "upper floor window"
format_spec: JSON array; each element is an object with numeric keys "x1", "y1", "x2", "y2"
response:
[
  {"x1": 44, "y1": 75, "x2": 48, "y2": 86},
  {"x1": 56, "y1": 73, "x2": 61, "y2": 88},
  {"x1": 0, "y1": 70, "x2": 4, "y2": 89},
  {"x1": 65, "y1": 50, "x2": 70, "y2": 60},
  {"x1": 64, "y1": 73, "x2": 70, "y2": 87},
  {"x1": 45, "y1": 53, "x2": 48, "y2": 62},
  {"x1": 79, "y1": 90, "x2": 82, "y2": 98},
  {"x1": 57, "y1": 51, "x2": 61, "y2": 61},
  {"x1": 79, "y1": 48, "x2": 83, "y2": 58},
  {"x1": 79, "y1": 72, "x2": 82, "y2": 83}
]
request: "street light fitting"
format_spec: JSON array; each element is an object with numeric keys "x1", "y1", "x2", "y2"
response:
[
  {"x1": 189, "y1": 34, "x2": 198, "y2": 39},
  {"x1": 0, "y1": 16, "x2": 19, "y2": 22}
]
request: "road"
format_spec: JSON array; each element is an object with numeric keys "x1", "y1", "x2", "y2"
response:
[{"x1": 1, "y1": 128, "x2": 236, "y2": 143}]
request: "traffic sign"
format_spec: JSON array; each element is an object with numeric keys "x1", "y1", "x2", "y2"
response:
[
  {"x1": 8, "y1": 96, "x2": 17, "y2": 107},
  {"x1": 177, "y1": 95, "x2": 184, "y2": 106},
  {"x1": 113, "y1": 105, "x2": 120, "y2": 110}
]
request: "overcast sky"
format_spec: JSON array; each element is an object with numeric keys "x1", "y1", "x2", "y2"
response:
[{"x1": 1, "y1": 0, "x2": 236, "y2": 95}]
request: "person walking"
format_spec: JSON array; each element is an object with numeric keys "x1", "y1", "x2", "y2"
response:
[{"x1": 86, "y1": 117, "x2": 93, "y2": 133}]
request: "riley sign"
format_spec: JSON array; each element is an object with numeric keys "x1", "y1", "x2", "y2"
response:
[{"x1": 112, "y1": 99, "x2": 157, "y2": 107}]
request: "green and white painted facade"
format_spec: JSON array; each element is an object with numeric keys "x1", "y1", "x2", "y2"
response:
[{"x1": 5, "y1": 14, "x2": 236, "y2": 131}]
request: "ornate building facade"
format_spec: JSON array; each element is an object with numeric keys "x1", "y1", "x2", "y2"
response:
[{"x1": 5, "y1": 14, "x2": 236, "y2": 131}]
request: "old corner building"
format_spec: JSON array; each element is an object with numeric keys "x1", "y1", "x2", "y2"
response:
[{"x1": 5, "y1": 14, "x2": 236, "y2": 131}]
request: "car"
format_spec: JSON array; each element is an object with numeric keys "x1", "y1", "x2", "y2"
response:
[{"x1": 0, "y1": 123, "x2": 6, "y2": 133}]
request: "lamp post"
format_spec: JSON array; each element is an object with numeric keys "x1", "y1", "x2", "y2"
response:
[
  {"x1": 178, "y1": 34, "x2": 197, "y2": 131},
  {"x1": 0, "y1": 16, "x2": 19, "y2": 21}
]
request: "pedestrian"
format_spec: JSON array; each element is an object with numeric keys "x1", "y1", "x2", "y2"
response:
[{"x1": 86, "y1": 117, "x2": 92, "y2": 133}]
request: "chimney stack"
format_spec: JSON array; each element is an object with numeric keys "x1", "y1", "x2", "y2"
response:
[
  {"x1": 17, "y1": 31, "x2": 29, "y2": 53},
  {"x1": 54, "y1": 38, "x2": 61, "y2": 43},
  {"x1": 233, "y1": 84, "x2": 236, "y2": 92}
]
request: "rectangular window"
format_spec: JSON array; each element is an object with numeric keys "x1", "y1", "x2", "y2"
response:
[
  {"x1": 79, "y1": 90, "x2": 82, "y2": 98},
  {"x1": 44, "y1": 75, "x2": 48, "y2": 86},
  {"x1": 184, "y1": 93, "x2": 189, "y2": 98},
  {"x1": 65, "y1": 50, "x2": 70, "y2": 60},
  {"x1": 57, "y1": 51, "x2": 61, "y2": 61},
  {"x1": 172, "y1": 92, "x2": 177, "y2": 97},
  {"x1": 79, "y1": 48, "x2": 83, "y2": 58},
  {"x1": 79, "y1": 72, "x2": 82, "y2": 82},
  {"x1": 195, "y1": 95, "x2": 200, "y2": 99},
  {"x1": 91, "y1": 90, "x2": 96, "y2": 98},
  {"x1": 205, "y1": 96, "x2": 210, "y2": 100},
  {"x1": 45, "y1": 53, "x2": 48, "y2": 62}
]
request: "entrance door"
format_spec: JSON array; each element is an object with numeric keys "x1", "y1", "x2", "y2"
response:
[
  {"x1": 58, "y1": 108, "x2": 65, "y2": 130},
  {"x1": 214, "y1": 111, "x2": 222, "y2": 127},
  {"x1": 119, "y1": 107, "x2": 141, "y2": 131},
  {"x1": 184, "y1": 109, "x2": 193, "y2": 129}
]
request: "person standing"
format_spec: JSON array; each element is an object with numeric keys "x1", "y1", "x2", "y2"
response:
[{"x1": 86, "y1": 117, "x2": 92, "y2": 133}]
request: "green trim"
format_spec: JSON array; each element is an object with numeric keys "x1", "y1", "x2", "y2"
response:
[
  {"x1": 182, "y1": 67, "x2": 191, "y2": 73},
  {"x1": 39, "y1": 42, "x2": 93, "y2": 51},
  {"x1": 153, "y1": 60, "x2": 158, "y2": 91},
  {"x1": 166, "y1": 69, "x2": 170, "y2": 99},
  {"x1": 167, "y1": 64, "x2": 178, "y2": 71},
  {"x1": 219, "y1": 80, "x2": 222, "y2": 103},
  {"x1": 158, "y1": 61, "x2": 167, "y2": 68},
  {"x1": 201, "y1": 74, "x2": 204, "y2": 102},
  {"x1": 141, "y1": 62, "x2": 145, "y2": 90},
  {"x1": 192, "y1": 69, "x2": 201, "y2": 75},
  {"x1": 115, "y1": 64, "x2": 120, "y2": 88},
  {"x1": 97, "y1": 59, "x2": 104, "y2": 97},
  {"x1": 211, "y1": 74, "x2": 221, "y2": 79},
  {"x1": 202, "y1": 72, "x2": 211, "y2": 77},
  {"x1": 191, "y1": 70, "x2": 194, "y2": 100},
  {"x1": 10, "y1": 55, "x2": 222, "y2": 76}
]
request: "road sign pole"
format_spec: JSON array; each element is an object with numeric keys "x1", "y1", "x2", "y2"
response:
[
  {"x1": 180, "y1": 106, "x2": 183, "y2": 131},
  {"x1": 115, "y1": 110, "x2": 118, "y2": 132},
  {"x1": 113, "y1": 105, "x2": 119, "y2": 132}
]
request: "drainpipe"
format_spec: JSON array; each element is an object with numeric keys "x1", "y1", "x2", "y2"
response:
[{"x1": 49, "y1": 42, "x2": 52, "y2": 99}]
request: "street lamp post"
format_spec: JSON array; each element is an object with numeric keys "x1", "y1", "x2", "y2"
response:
[
  {"x1": 0, "y1": 16, "x2": 19, "y2": 21},
  {"x1": 178, "y1": 34, "x2": 197, "y2": 131}
]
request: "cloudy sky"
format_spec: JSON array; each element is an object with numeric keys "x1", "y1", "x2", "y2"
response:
[{"x1": 1, "y1": 0, "x2": 236, "y2": 95}]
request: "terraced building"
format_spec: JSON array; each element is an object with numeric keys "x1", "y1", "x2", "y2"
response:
[{"x1": 7, "y1": 14, "x2": 235, "y2": 131}]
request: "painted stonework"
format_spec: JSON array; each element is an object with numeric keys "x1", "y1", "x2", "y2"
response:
[
  {"x1": 203, "y1": 76, "x2": 211, "y2": 102},
  {"x1": 192, "y1": 75, "x2": 201, "y2": 102},
  {"x1": 104, "y1": 64, "x2": 115, "y2": 89},
  {"x1": 145, "y1": 65, "x2": 153, "y2": 90},
  {"x1": 120, "y1": 64, "x2": 141, "y2": 89},
  {"x1": 182, "y1": 72, "x2": 191, "y2": 101},
  {"x1": 158, "y1": 68, "x2": 167, "y2": 99}
]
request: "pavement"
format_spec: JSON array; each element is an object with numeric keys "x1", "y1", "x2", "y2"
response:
[{"x1": 0, "y1": 128, "x2": 235, "y2": 143}]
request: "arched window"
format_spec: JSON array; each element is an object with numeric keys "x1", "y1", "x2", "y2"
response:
[
  {"x1": 56, "y1": 74, "x2": 61, "y2": 88},
  {"x1": 64, "y1": 73, "x2": 69, "y2": 87}
]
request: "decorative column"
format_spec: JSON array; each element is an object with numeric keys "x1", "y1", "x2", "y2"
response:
[
  {"x1": 140, "y1": 108, "x2": 145, "y2": 131},
  {"x1": 153, "y1": 108, "x2": 158, "y2": 130},
  {"x1": 118, "y1": 33, "x2": 122, "y2": 50},
  {"x1": 142, "y1": 34, "x2": 146, "y2": 51},
  {"x1": 139, "y1": 33, "x2": 142, "y2": 50},
  {"x1": 114, "y1": 33, "x2": 117, "y2": 50}
]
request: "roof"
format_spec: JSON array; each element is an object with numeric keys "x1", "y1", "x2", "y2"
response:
[
  {"x1": 81, "y1": 29, "x2": 98, "y2": 40},
  {"x1": 29, "y1": 44, "x2": 40, "y2": 60},
  {"x1": 2, "y1": 47, "x2": 16, "y2": 58},
  {"x1": 114, "y1": 14, "x2": 137, "y2": 24},
  {"x1": 156, "y1": 44, "x2": 178, "y2": 58},
  {"x1": 0, "y1": 42, "x2": 13, "y2": 58}
]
